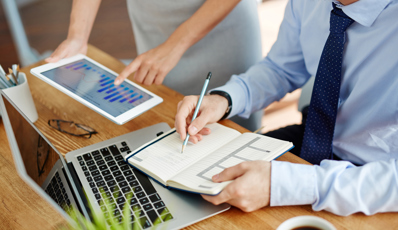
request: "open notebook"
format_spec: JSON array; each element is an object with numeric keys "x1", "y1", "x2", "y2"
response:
[{"x1": 124, "y1": 123, "x2": 293, "y2": 195}]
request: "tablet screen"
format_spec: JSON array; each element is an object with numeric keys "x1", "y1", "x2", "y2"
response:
[{"x1": 41, "y1": 59, "x2": 153, "y2": 117}]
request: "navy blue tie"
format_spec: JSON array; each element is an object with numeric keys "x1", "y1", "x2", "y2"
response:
[{"x1": 300, "y1": 4, "x2": 354, "y2": 165}]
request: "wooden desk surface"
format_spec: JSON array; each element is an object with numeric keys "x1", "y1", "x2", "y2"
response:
[{"x1": 0, "y1": 45, "x2": 396, "y2": 230}]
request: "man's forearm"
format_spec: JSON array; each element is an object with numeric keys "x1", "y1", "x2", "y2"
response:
[{"x1": 271, "y1": 159, "x2": 398, "y2": 216}]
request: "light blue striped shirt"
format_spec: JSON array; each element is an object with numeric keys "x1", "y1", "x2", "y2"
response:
[{"x1": 212, "y1": 0, "x2": 398, "y2": 215}]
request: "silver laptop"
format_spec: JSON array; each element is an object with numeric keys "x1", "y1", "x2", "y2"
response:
[{"x1": 0, "y1": 91, "x2": 229, "y2": 229}]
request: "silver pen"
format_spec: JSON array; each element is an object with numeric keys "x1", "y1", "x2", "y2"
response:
[
  {"x1": 0, "y1": 65, "x2": 12, "y2": 87},
  {"x1": 12, "y1": 64, "x2": 19, "y2": 85},
  {"x1": 181, "y1": 72, "x2": 212, "y2": 153}
]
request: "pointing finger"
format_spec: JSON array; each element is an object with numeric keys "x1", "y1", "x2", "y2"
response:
[{"x1": 115, "y1": 58, "x2": 142, "y2": 85}]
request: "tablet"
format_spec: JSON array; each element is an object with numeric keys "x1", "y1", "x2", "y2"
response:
[{"x1": 30, "y1": 54, "x2": 163, "y2": 125}]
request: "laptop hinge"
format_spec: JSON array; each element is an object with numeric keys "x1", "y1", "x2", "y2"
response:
[{"x1": 66, "y1": 162, "x2": 93, "y2": 221}]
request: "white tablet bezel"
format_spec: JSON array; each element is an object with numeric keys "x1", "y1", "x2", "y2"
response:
[{"x1": 30, "y1": 54, "x2": 163, "y2": 125}]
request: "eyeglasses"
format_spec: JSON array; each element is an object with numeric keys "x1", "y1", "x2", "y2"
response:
[{"x1": 48, "y1": 119, "x2": 98, "y2": 139}]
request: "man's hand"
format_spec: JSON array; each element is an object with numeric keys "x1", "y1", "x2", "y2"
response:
[
  {"x1": 202, "y1": 161, "x2": 271, "y2": 212},
  {"x1": 175, "y1": 94, "x2": 229, "y2": 143}
]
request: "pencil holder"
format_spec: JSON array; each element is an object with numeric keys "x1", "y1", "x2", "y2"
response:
[{"x1": 1, "y1": 72, "x2": 38, "y2": 123}]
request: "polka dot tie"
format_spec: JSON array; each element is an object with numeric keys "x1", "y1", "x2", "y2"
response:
[{"x1": 300, "y1": 3, "x2": 354, "y2": 165}]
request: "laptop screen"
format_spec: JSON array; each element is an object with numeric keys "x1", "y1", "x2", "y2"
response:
[{"x1": 2, "y1": 94, "x2": 63, "y2": 187}]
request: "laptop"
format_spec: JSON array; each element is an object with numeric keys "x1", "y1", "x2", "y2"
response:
[{"x1": 0, "y1": 91, "x2": 230, "y2": 229}]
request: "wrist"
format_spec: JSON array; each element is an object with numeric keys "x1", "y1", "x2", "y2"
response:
[
  {"x1": 67, "y1": 21, "x2": 91, "y2": 43},
  {"x1": 165, "y1": 24, "x2": 197, "y2": 55},
  {"x1": 209, "y1": 91, "x2": 232, "y2": 120},
  {"x1": 66, "y1": 32, "x2": 89, "y2": 44}
]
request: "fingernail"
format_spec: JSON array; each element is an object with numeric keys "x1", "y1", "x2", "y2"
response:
[
  {"x1": 189, "y1": 126, "x2": 198, "y2": 135},
  {"x1": 115, "y1": 79, "x2": 120, "y2": 85},
  {"x1": 213, "y1": 174, "x2": 219, "y2": 181}
]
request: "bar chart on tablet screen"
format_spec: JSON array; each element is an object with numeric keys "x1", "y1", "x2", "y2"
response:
[{"x1": 41, "y1": 59, "x2": 152, "y2": 117}]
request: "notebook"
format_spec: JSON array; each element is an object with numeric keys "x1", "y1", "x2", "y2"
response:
[{"x1": 125, "y1": 123, "x2": 294, "y2": 195}]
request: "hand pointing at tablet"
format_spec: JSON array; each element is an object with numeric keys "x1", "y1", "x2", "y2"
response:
[
  {"x1": 114, "y1": 40, "x2": 186, "y2": 86},
  {"x1": 115, "y1": 0, "x2": 242, "y2": 86},
  {"x1": 45, "y1": 0, "x2": 243, "y2": 87}
]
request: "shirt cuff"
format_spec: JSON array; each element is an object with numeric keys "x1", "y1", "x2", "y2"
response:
[
  {"x1": 270, "y1": 161, "x2": 317, "y2": 206},
  {"x1": 210, "y1": 78, "x2": 247, "y2": 119}
]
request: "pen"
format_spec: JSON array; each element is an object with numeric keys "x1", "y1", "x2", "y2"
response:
[
  {"x1": 12, "y1": 64, "x2": 19, "y2": 85},
  {"x1": 0, "y1": 74, "x2": 12, "y2": 88},
  {"x1": 16, "y1": 65, "x2": 20, "y2": 83},
  {"x1": 0, "y1": 78, "x2": 7, "y2": 89},
  {"x1": 0, "y1": 65, "x2": 12, "y2": 87},
  {"x1": 0, "y1": 65, "x2": 6, "y2": 77},
  {"x1": 0, "y1": 77, "x2": 10, "y2": 88},
  {"x1": 181, "y1": 72, "x2": 212, "y2": 153},
  {"x1": 8, "y1": 68, "x2": 18, "y2": 86}
]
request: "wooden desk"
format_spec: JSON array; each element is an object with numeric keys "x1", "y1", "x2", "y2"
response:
[{"x1": 0, "y1": 45, "x2": 396, "y2": 230}]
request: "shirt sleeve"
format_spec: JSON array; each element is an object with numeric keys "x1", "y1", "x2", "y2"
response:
[
  {"x1": 270, "y1": 159, "x2": 398, "y2": 216},
  {"x1": 211, "y1": 0, "x2": 312, "y2": 119}
]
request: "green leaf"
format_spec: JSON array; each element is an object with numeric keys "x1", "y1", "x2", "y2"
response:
[
  {"x1": 123, "y1": 192, "x2": 133, "y2": 230},
  {"x1": 61, "y1": 180, "x2": 173, "y2": 230}
]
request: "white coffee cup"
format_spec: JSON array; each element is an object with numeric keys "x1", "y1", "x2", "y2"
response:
[
  {"x1": 1, "y1": 72, "x2": 39, "y2": 123},
  {"x1": 277, "y1": 215, "x2": 336, "y2": 230}
]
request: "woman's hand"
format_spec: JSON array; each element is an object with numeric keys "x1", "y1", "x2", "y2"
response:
[
  {"x1": 45, "y1": 0, "x2": 101, "y2": 63},
  {"x1": 115, "y1": 41, "x2": 184, "y2": 86},
  {"x1": 45, "y1": 38, "x2": 88, "y2": 63},
  {"x1": 115, "y1": 0, "x2": 241, "y2": 86}
]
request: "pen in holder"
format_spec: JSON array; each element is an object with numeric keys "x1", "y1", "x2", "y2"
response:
[{"x1": 1, "y1": 72, "x2": 39, "y2": 123}]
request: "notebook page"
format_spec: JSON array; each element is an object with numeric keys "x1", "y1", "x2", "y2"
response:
[
  {"x1": 126, "y1": 123, "x2": 241, "y2": 184},
  {"x1": 169, "y1": 133, "x2": 292, "y2": 194}
]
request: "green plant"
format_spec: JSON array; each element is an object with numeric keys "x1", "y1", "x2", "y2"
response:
[{"x1": 62, "y1": 187, "x2": 166, "y2": 230}]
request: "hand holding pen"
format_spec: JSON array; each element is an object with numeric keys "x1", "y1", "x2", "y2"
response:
[{"x1": 181, "y1": 72, "x2": 212, "y2": 153}]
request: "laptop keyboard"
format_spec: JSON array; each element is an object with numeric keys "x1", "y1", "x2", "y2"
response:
[
  {"x1": 45, "y1": 171, "x2": 71, "y2": 212},
  {"x1": 77, "y1": 141, "x2": 173, "y2": 229}
]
